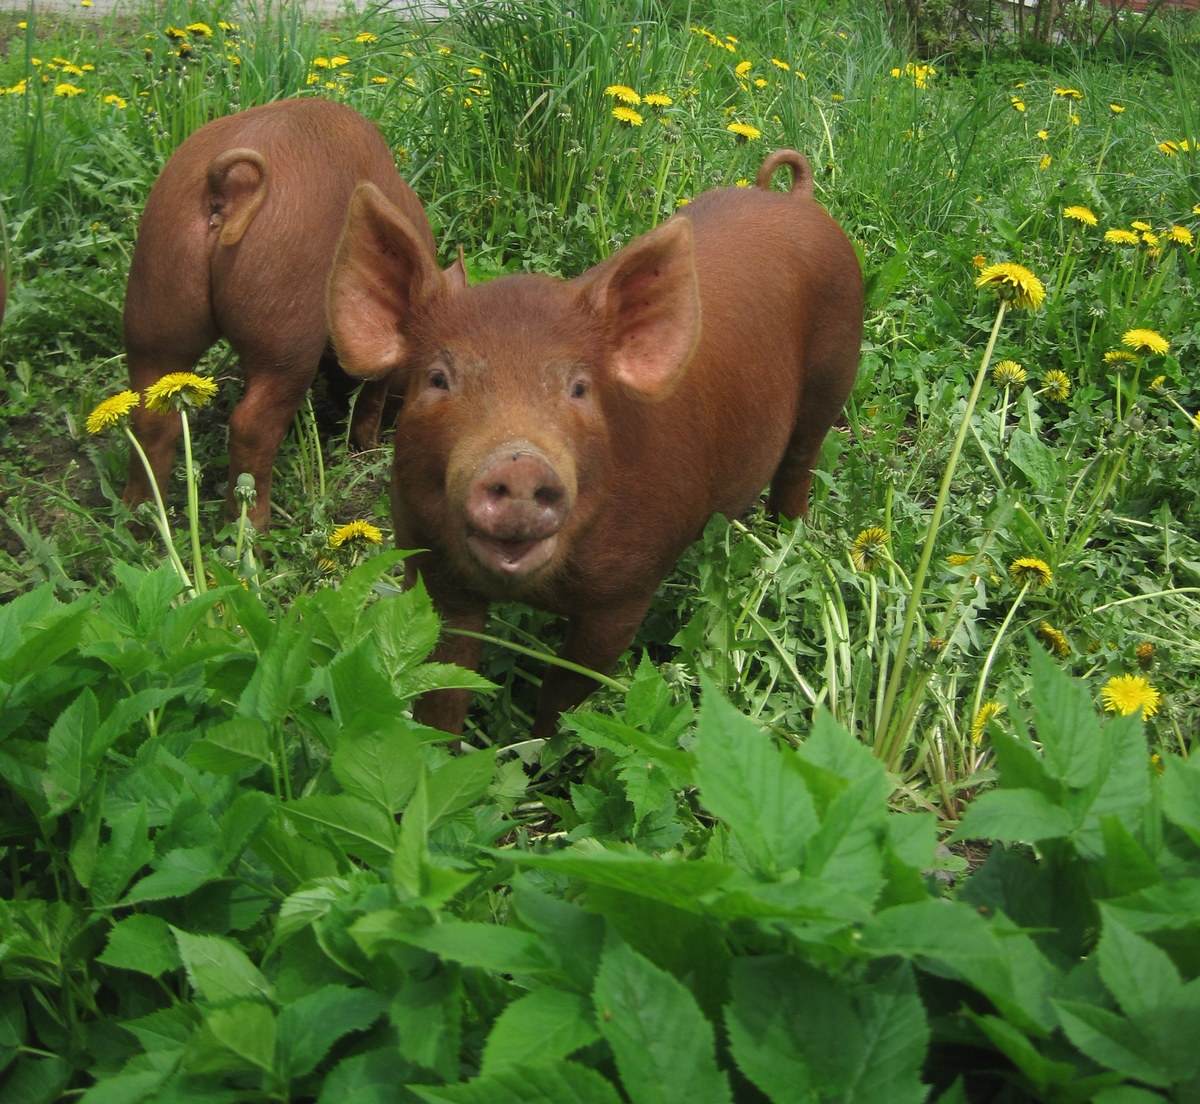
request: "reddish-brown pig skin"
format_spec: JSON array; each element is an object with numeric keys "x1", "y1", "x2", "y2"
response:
[
  {"x1": 327, "y1": 149, "x2": 863, "y2": 738},
  {"x1": 121, "y1": 97, "x2": 437, "y2": 529}
]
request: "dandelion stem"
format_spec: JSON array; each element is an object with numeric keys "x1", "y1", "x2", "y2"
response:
[
  {"x1": 178, "y1": 410, "x2": 207, "y2": 594},
  {"x1": 122, "y1": 426, "x2": 195, "y2": 596},
  {"x1": 875, "y1": 300, "x2": 1008, "y2": 764},
  {"x1": 971, "y1": 579, "x2": 1032, "y2": 720}
]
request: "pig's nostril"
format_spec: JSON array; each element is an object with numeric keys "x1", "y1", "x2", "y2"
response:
[{"x1": 534, "y1": 485, "x2": 563, "y2": 507}]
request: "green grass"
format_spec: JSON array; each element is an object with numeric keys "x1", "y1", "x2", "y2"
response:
[{"x1": 1, "y1": 0, "x2": 1200, "y2": 1096}]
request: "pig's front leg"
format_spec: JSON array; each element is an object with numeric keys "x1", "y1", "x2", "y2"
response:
[{"x1": 532, "y1": 599, "x2": 653, "y2": 739}]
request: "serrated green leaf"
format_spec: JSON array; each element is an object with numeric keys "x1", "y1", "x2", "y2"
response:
[
  {"x1": 284, "y1": 793, "x2": 397, "y2": 865},
  {"x1": 42, "y1": 688, "x2": 100, "y2": 817},
  {"x1": 98, "y1": 914, "x2": 178, "y2": 977},
  {"x1": 91, "y1": 802, "x2": 152, "y2": 909},
  {"x1": 187, "y1": 717, "x2": 275, "y2": 774},
  {"x1": 966, "y1": 1011, "x2": 1079, "y2": 1093},
  {"x1": 846, "y1": 963, "x2": 930, "y2": 1102},
  {"x1": 172, "y1": 928, "x2": 273, "y2": 1004},
  {"x1": 316, "y1": 1047, "x2": 416, "y2": 1104},
  {"x1": 593, "y1": 935, "x2": 731, "y2": 1104},
  {"x1": 481, "y1": 988, "x2": 599, "y2": 1075},
  {"x1": 1161, "y1": 754, "x2": 1200, "y2": 844},
  {"x1": 191, "y1": 999, "x2": 276, "y2": 1076},
  {"x1": 426, "y1": 748, "x2": 495, "y2": 829},
  {"x1": 506, "y1": 849, "x2": 736, "y2": 912},
  {"x1": 1053, "y1": 1000, "x2": 1169, "y2": 1087},
  {"x1": 694, "y1": 680, "x2": 816, "y2": 875},
  {"x1": 951, "y1": 788, "x2": 1076, "y2": 844},
  {"x1": 276, "y1": 984, "x2": 386, "y2": 1079},
  {"x1": 1095, "y1": 911, "x2": 1181, "y2": 1019},
  {"x1": 331, "y1": 724, "x2": 421, "y2": 814},
  {"x1": 410, "y1": 1059, "x2": 625, "y2": 1104},
  {"x1": 119, "y1": 845, "x2": 221, "y2": 905},
  {"x1": 392, "y1": 919, "x2": 555, "y2": 975},
  {"x1": 236, "y1": 608, "x2": 315, "y2": 726}
]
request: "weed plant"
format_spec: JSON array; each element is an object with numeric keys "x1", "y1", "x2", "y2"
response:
[{"x1": 1, "y1": 0, "x2": 1199, "y2": 1098}]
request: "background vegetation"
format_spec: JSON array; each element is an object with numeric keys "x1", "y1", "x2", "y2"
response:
[{"x1": 0, "y1": 0, "x2": 1198, "y2": 1099}]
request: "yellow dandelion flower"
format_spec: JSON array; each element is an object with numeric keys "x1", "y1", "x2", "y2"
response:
[
  {"x1": 831, "y1": 93, "x2": 844, "y2": 102},
  {"x1": 1104, "y1": 228, "x2": 1139, "y2": 245},
  {"x1": 1130, "y1": 220, "x2": 1151, "y2": 231},
  {"x1": 1011, "y1": 98, "x2": 1026, "y2": 112},
  {"x1": 1104, "y1": 349, "x2": 1139, "y2": 366},
  {"x1": 971, "y1": 701, "x2": 1004, "y2": 745},
  {"x1": 643, "y1": 92, "x2": 672, "y2": 108},
  {"x1": 1009, "y1": 557, "x2": 1053, "y2": 588},
  {"x1": 975, "y1": 262, "x2": 1046, "y2": 311},
  {"x1": 947, "y1": 553, "x2": 975, "y2": 566},
  {"x1": 1037, "y1": 622, "x2": 1070, "y2": 656},
  {"x1": 355, "y1": 31, "x2": 378, "y2": 43},
  {"x1": 164, "y1": 25, "x2": 187, "y2": 39},
  {"x1": 613, "y1": 105, "x2": 644, "y2": 126},
  {"x1": 972, "y1": 254, "x2": 987, "y2": 269},
  {"x1": 1167, "y1": 225, "x2": 1193, "y2": 246},
  {"x1": 1039, "y1": 154, "x2": 1052, "y2": 170},
  {"x1": 850, "y1": 526, "x2": 889, "y2": 572},
  {"x1": 54, "y1": 82, "x2": 85, "y2": 97},
  {"x1": 771, "y1": 57, "x2": 790, "y2": 71},
  {"x1": 330, "y1": 55, "x2": 350, "y2": 67},
  {"x1": 1122, "y1": 328, "x2": 1169, "y2": 356},
  {"x1": 1111, "y1": 103, "x2": 1124, "y2": 113},
  {"x1": 186, "y1": 21, "x2": 212, "y2": 35},
  {"x1": 1150, "y1": 374, "x2": 1167, "y2": 392},
  {"x1": 992, "y1": 360, "x2": 1027, "y2": 387},
  {"x1": 735, "y1": 60, "x2": 752, "y2": 77},
  {"x1": 317, "y1": 556, "x2": 338, "y2": 574},
  {"x1": 1054, "y1": 87, "x2": 1082, "y2": 99},
  {"x1": 1100, "y1": 674, "x2": 1161, "y2": 718},
  {"x1": 1063, "y1": 205, "x2": 1097, "y2": 226},
  {"x1": 604, "y1": 83, "x2": 641, "y2": 105},
  {"x1": 103, "y1": 93, "x2": 127, "y2": 108},
  {"x1": 143, "y1": 372, "x2": 219, "y2": 414},
  {"x1": 1136, "y1": 641, "x2": 1156, "y2": 670},
  {"x1": 312, "y1": 56, "x2": 330, "y2": 68},
  {"x1": 1037, "y1": 129, "x2": 1049, "y2": 140},
  {"x1": 329, "y1": 520, "x2": 384, "y2": 548},
  {"x1": 1157, "y1": 141, "x2": 1180, "y2": 156},
  {"x1": 86, "y1": 390, "x2": 140, "y2": 434},
  {"x1": 726, "y1": 121, "x2": 761, "y2": 141},
  {"x1": 1040, "y1": 370, "x2": 1071, "y2": 401}
]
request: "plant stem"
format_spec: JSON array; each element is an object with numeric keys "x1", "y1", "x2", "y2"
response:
[
  {"x1": 123, "y1": 426, "x2": 195, "y2": 596},
  {"x1": 874, "y1": 300, "x2": 1008, "y2": 763}
]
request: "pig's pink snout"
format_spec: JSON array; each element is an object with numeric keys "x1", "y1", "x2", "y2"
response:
[{"x1": 464, "y1": 447, "x2": 570, "y2": 579}]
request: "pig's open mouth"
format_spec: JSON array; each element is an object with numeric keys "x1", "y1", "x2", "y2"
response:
[{"x1": 466, "y1": 532, "x2": 559, "y2": 578}]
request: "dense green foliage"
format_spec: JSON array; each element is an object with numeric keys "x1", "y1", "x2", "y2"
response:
[{"x1": 1, "y1": 0, "x2": 1198, "y2": 1099}]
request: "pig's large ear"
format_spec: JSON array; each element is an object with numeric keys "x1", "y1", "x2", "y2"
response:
[
  {"x1": 327, "y1": 182, "x2": 451, "y2": 379},
  {"x1": 577, "y1": 216, "x2": 701, "y2": 400}
]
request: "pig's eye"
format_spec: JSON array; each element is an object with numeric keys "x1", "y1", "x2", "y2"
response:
[
  {"x1": 429, "y1": 368, "x2": 450, "y2": 391},
  {"x1": 569, "y1": 377, "x2": 590, "y2": 400}
]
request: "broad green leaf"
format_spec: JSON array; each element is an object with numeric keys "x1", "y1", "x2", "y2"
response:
[
  {"x1": 481, "y1": 988, "x2": 599, "y2": 1075},
  {"x1": 1095, "y1": 911, "x2": 1181, "y2": 1019},
  {"x1": 410, "y1": 1059, "x2": 625, "y2": 1104},
  {"x1": 510, "y1": 880, "x2": 605, "y2": 993},
  {"x1": 236, "y1": 607, "x2": 316, "y2": 726},
  {"x1": 360, "y1": 582, "x2": 443, "y2": 676},
  {"x1": 316, "y1": 1046, "x2": 417, "y2": 1104},
  {"x1": 331, "y1": 723, "x2": 421, "y2": 814},
  {"x1": 1027, "y1": 644, "x2": 1101, "y2": 788},
  {"x1": 861, "y1": 899, "x2": 1056, "y2": 1034},
  {"x1": 42, "y1": 688, "x2": 100, "y2": 817},
  {"x1": 0, "y1": 593, "x2": 90, "y2": 685},
  {"x1": 200, "y1": 1000, "x2": 276, "y2": 1075},
  {"x1": 392, "y1": 960, "x2": 462, "y2": 1081},
  {"x1": 172, "y1": 928, "x2": 273, "y2": 1004},
  {"x1": 426, "y1": 748, "x2": 496, "y2": 829},
  {"x1": 568, "y1": 712, "x2": 695, "y2": 782},
  {"x1": 90, "y1": 802, "x2": 153, "y2": 909},
  {"x1": 694, "y1": 680, "x2": 816, "y2": 875},
  {"x1": 325, "y1": 635, "x2": 418, "y2": 728},
  {"x1": 845, "y1": 963, "x2": 930, "y2": 1103},
  {"x1": 119, "y1": 845, "x2": 221, "y2": 905},
  {"x1": 187, "y1": 717, "x2": 275, "y2": 774},
  {"x1": 506, "y1": 848, "x2": 736, "y2": 912},
  {"x1": 1161, "y1": 754, "x2": 1200, "y2": 844},
  {"x1": 252, "y1": 816, "x2": 340, "y2": 887},
  {"x1": 276, "y1": 984, "x2": 387, "y2": 1079},
  {"x1": 392, "y1": 920, "x2": 555, "y2": 975},
  {"x1": 284, "y1": 793, "x2": 398, "y2": 865},
  {"x1": 1008, "y1": 428, "x2": 1058, "y2": 493},
  {"x1": 217, "y1": 789, "x2": 275, "y2": 867},
  {"x1": 951, "y1": 788, "x2": 1076, "y2": 844},
  {"x1": 966, "y1": 1012, "x2": 1080, "y2": 1094},
  {"x1": 593, "y1": 934, "x2": 732, "y2": 1104},
  {"x1": 98, "y1": 914, "x2": 178, "y2": 977},
  {"x1": 1053, "y1": 1000, "x2": 1169, "y2": 1087}
]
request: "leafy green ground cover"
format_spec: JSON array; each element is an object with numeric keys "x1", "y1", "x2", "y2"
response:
[{"x1": 1, "y1": 0, "x2": 1199, "y2": 1099}]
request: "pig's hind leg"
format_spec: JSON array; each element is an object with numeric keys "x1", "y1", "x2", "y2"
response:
[{"x1": 225, "y1": 340, "x2": 327, "y2": 529}]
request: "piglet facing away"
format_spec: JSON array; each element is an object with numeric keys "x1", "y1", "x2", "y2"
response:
[
  {"x1": 327, "y1": 150, "x2": 863, "y2": 738},
  {"x1": 121, "y1": 97, "x2": 438, "y2": 530}
]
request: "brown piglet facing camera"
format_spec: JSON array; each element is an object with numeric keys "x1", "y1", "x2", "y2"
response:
[
  {"x1": 327, "y1": 150, "x2": 864, "y2": 738},
  {"x1": 121, "y1": 97, "x2": 439, "y2": 530}
]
